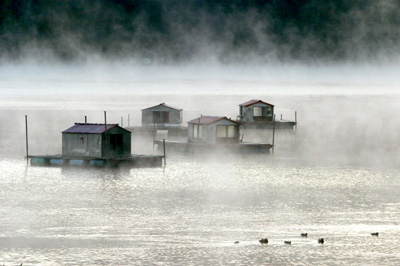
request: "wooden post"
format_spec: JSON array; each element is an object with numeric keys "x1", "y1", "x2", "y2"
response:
[
  {"x1": 85, "y1": 116, "x2": 87, "y2": 123},
  {"x1": 104, "y1": 111, "x2": 107, "y2": 158},
  {"x1": 163, "y1": 138, "x2": 166, "y2": 167},
  {"x1": 153, "y1": 123, "x2": 156, "y2": 152},
  {"x1": 104, "y1": 111, "x2": 107, "y2": 131},
  {"x1": 25, "y1": 115, "x2": 29, "y2": 163},
  {"x1": 272, "y1": 114, "x2": 276, "y2": 154},
  {"x1": 294, "y1": 111, "x2": 297, "y2": 149}
]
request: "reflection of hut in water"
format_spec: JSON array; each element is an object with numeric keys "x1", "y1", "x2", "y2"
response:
[
  {"x1": 142, "y1": 103, "x2": 183, "y2": 128},
  {"x1": 62, "y1": 123, "x2": 131, "y2": 158},
  {"x1": 187, "y1": 116, "x2": 240, "y2": 144}
]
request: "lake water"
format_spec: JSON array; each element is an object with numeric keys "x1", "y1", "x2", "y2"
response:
[{"x1": 1, "y1": 74, "x2": 400, "y2": 265}]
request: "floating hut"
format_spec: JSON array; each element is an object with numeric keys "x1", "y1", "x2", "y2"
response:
[
  {"x1": 29, "y1": 123, "x2": 163, "y2": 168},
  {"x1": 62, "y1": 123, "x2": 131, "y2": 158},
  {"x1": 239, "y1": 99, "x2": 274, "y2": 123},
  {"x1": 127, "y1": 102, "x2": 187, "y2": 140},
  {"x1": 188, "y1": 116, "x2": 240, "y2": 144},
  {"x1": 142, "y1": 102, "x2": 183, "y2": 128},
  {"x1": 155, "y1": 116, "x2": 272, "y2": 153},
  {"x1": 238, "y1": 99, "x2": 296, "y2": 130}
]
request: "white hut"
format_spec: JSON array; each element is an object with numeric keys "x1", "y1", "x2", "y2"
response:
[
  {"x1": 239, "y1": 99, "x2": 274, "y2": 123},
  {"x1": 142, "y1": 103, "x2": 183, "y2": 128},
  {"x1": 187, "y1": 116, "x2": 240, "y2": 144}
]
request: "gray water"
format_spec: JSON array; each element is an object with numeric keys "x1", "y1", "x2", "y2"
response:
[{"x1": 1, "y1": 76, "x2": 400, "y2": 265}]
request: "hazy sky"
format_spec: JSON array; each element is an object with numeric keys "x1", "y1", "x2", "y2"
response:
[{"x1": 1, "y1": 0, "x2": 400, "y2": 64}]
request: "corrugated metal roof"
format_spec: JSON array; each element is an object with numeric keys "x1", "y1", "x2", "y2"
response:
[
  {"x1": 239, "y1": 99, "x2": 274, "y2": 107},
  {"x1": 187, "y1": 116, "x2": 240, "y2": 125},
  {"x1": 62, "y1": 123, "x2": 118, "y2": 134},
  {"x1": 142, "y1": 102, "x2": 183, "y2": 111}
]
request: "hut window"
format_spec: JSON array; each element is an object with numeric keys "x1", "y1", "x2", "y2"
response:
[
  {"x1": 227, "y1": 126, "x2": 236, "y2": 137},
  {"x1": 193, "y1": 124, "x2": 202, "y2": 139},
  {"x1": 152, "y1": 111, "x2": 169, "y2": 123},
  {"x1": 217, "y1": 126, "x2": 226, "y2": 137},
  {"x1": 217, "y1": 125, "x2": 237, "y2": 138},
  {"x1": 110, "y1": 134, "x2": 123, "y2": 150},
  {"x1": 254, "y1": 107, "x2": 262, "y2": 117}
]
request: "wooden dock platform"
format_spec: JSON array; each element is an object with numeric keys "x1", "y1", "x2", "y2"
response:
[
  {"x1": 154, "y1": 140, "x2": 272, "y2": 154},
  {"x1": 28, "y1": 154, "x2": 164, "y2": 168}
]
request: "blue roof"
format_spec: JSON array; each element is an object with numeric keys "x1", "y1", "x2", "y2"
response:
[{"x1": 62, "y1": 123, "x2": 118, "y2": 134}]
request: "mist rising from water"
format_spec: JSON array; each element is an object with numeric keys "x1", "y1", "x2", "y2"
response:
[{"x1": 1, "y1": 0, "x2": 400, "y2": 64}]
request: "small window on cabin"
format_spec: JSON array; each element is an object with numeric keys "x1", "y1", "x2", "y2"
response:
[
  {"x1": 217, "y1": 125, "x2": 237, "y2": 138},
  {"x1": 152, "y1": 111, "x2": 169, "y2": 123},
  {"x1": 193, "y1": 125, "x2": 198, "y2": 138},
  {"x1": 110, "y1": 134, "x2": 123, "y2": 150},
  {"x1": 227, "y1": 126, "x2": 236, "y2": 137},
  {"x1": 217, "y1": 126, "x2": 227, "y2": 138},
  {"x1": 254, "y1": 107, "x2": 262, "y2": 117},
  {"x1": 193, "y1": 124, "x2": 202, "y2": 139}
]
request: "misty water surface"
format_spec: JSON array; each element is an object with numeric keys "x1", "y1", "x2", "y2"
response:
[{"x1": 0, "y1": 74, "x2": 400, "y2": 265}]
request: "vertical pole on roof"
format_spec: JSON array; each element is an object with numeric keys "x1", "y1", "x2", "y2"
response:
[
  {"x1": 85, "y1": 116, "x2": 87, "y2": 123},
  {"x1": 281, "y1": 114, "x2": 282, "y2": 120},
  {"x1": 163, "y1": 138, "x2": 166, "y2": 168},
  {"x1": 272, "y1": 114, "x2": 276, "y2": 154},
  {"x1": 104, "y1": 111, "x2": 107, "y2": 131},
  {"x1": 25, "y1": 115, "x2": 29, "y2": 164},
  {"x1": 121, "y1": 116, "x2": 123, "y2": 127}
]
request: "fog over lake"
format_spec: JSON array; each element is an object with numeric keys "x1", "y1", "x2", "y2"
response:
[{"x1": 1, "y1": 1, "x2": 400, "y2": 265}]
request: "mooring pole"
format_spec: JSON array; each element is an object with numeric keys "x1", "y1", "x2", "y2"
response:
[
  {"x1": 272, "y1": 114, "x2": 276, "y2": 154},
  {"x1": 294, "y1": 111, "x2": 297, "y2": 149},
  {"x1": 85, "y1": 116, "x2": 87, "y2": 123},
  {"x1": 25, "y1": 115, "x2": 29, "y2": 163},
  {"x1": 104, "y1": 111, "x2": 107, "y2": 159},
  {"x1": 153, "y1": 123, "x2": 156, "y2": 152},
  {"x1": 163, "y1": 138, "x2": 166, "y2": 167}
]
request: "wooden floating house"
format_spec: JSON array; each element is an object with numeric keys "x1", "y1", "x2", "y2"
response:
[
  {"x1": 155, "y1": 116, "x2": 272, "y2": 153},
  {"x1": 29, "y1": 123, "x2": 163, "y2": 168},
  {"x1": 238, "y1": 99, "x2": 296, "y2": 130},
  {"x1": 127, "y1": 103, "x2": 187, "y2": 139},
  {"x1": 188, "y1": 116, "x2": 240, "y2": 144},
  {"x1": 142, "y1": 102, "x2": 183, "y2": 128}
]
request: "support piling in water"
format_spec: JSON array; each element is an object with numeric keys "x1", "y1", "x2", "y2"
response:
[
  {"x1": 25, "y1": 115, "x2": 29, "y2": 163},
  {"x1": 163, "y1": 138, "x2": 166, "y2": 167},
  {"x1": 294, "y1": 111, "x2": 297, "y2": 149},
  {"x1": 272, "y1": 114, "x2": 276, "y2": 154}
]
